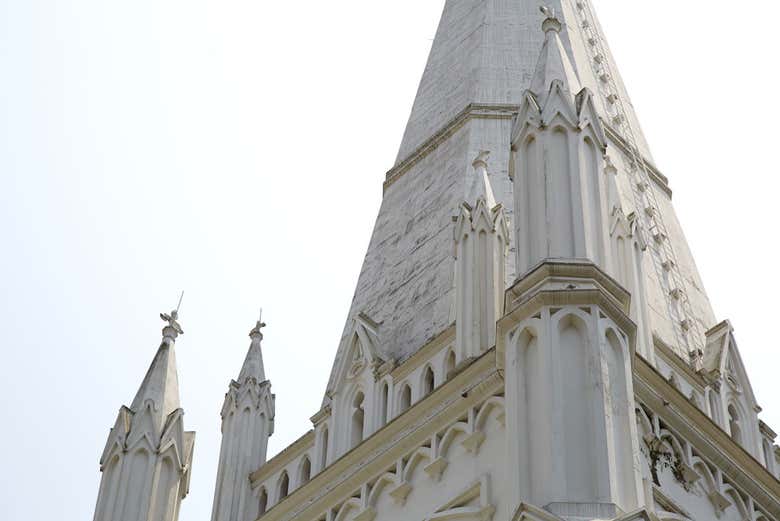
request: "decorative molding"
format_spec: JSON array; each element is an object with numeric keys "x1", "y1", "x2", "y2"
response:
[
  {"x1": 252, "y1": 353, "x2": 503, "y2": 521},
  {"x1": 384, "y1": 104, "x2": 518, "y2": 192},
  {"x1": 634, "y1": 356, "x2": 780, "y2": 517}
]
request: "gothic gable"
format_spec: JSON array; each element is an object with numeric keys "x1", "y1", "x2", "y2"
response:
[
  {"x1": 704, "y1": 321, "x2": 758, "y2": 408},
  {"x1": 331, "y1": 313, "x2": 388, "y2": 391}
]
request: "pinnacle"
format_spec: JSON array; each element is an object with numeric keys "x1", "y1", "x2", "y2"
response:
[{"x1": 238, "y1": 320, "x2": 267, "y2": 384}]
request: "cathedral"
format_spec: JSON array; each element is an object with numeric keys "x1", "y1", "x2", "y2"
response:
[{"x1": 91, "y1": 2, "x2": 780, "y2": 521}]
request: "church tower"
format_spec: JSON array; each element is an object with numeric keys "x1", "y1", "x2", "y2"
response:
[
  {"x1": 243, "y1": 3, "x2": 780, "y2": 521},
  {"x1": 211, "y1": 316, "x2": 275, "y2": 521},
  {"x1": 93, "y1": 309, "x2": 195, "y2": 521}
]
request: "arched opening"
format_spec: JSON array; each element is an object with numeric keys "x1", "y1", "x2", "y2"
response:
[
  {"x1": 399, "y1": 384, "x2": 412, "y2": 413},
  {"x1": 351, "y1": 392, "x2": 365, "y2": 448},
  {"x1": 378, "y1": 382, "x2": 388, "y2": 427},
  {"x1": 258, "y1": 488, "x2": 268, "y2": 515},
  {"x1": 299, "y1": 456, "x2": 311, "y2": 486},
  {"x1": 728, "y1": 404, "x2": 742, "y2": 444},
  {"x1": 423, "y1": 366, "x2": 435, "y2": 396},
  {"x1": 319, "y1": 427, "x2": 329, "y2": 472},
  {"x1": 558, "y1": 314, "x2": 597, "y2": 501},
  {"x1": 708, "y1": 389, "x2": 721, "y2": 425},
  {"x1": 763, "y1": 440, "x2": 775, "y2": 473},
  {"x1": 445, "y1": 350, "x2": 456, "y2": 378},
  {"x1": 277, "y1": 472, "x2": 289, "y2": 501}
]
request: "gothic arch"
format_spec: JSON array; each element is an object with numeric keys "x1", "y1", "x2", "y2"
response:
[
  {"x1": 318, "y1": 425, "x2": 329, "y2": 472},
  {"x1": 297, "y1": 455, "x2": 311, "y2": 486},
  {"x1": 439, "y1": 422, "x2": 470, "y2": 458},
  {"x1": 367, "y1": 472, "x2": 398, "y2": 509},
  {"x1": 444, "y1": 349, "x2": 456, "y2": 379},
  {"x1": 402, "y1": 447, "x2": 432, "y2": 482},
  {"x1": 658, "y1": 429, "x2": 687, "y2": 466},
  {"x1": 723, "y1": 485, "x2": 749, "y2": 520},
  {"x1": 398, "y1": 384, "x2": 412, "y2": 414},
  {"x1": 333, "y1": 498, "x2": 361, "y2": 521},
  {"x1": 257, "y1": 487, "x2": 268, "y2": 515},
  {"x1": 421, "y1": 365, "x2": 435, "y2": 397},
  {"x1": 377, "y1": 380, "x2": 389, "y2": 428},
  {"x1": 474, "y1": 397, "x2": 505, "y2": 431},
  {"x1": 276, "y1": 471, "x2": 289, "y2": 502}
]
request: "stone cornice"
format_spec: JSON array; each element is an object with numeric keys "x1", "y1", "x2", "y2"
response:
[
  {"x1": 250, "y1": 430, "x2": 315, "y2": 486},
  {"x1": 381, "y1": 105, "x2": 672, "y2": 202},
  {"x1": 602, "y1": 122, "x2": 672, "y2": 198},
  {"x1": 390, "y1": 324, "x2": 455, "y2": 382},
  {"x1": 760, "y1": 420, "x2": 777, "y2": 441},
  {"x1": 497, "y1": 262, "x2": 636, "y2": 375},
  {"x1": 383, "y1": 104, "x2": 518, "y2": 192},
  {"x1": 652, "y1": 335, "x2": 707, "y2": 392},
  {"x1": 634, "y1": 356, "x2": 780, "y2": 516},
  {"x1": 252, "y1": 350, "x2": 503, "y2": 521},
  {"x1": 505, "y1": 260, "x2": 631, "y2": 313},
  {"x1": 309, "y1": 405, "x2": 331, "y2": 427}
]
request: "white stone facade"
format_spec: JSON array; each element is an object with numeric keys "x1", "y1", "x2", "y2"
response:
[{"x1": 92, "y1": 2, "x2": 780, "y2": 521}]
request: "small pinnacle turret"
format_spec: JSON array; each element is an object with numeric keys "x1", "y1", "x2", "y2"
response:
[
  {"x1": 211, "y1": 313, "x2": 275, "y2": 521},
  {"x1": 454, "y1": 152, "x2": 509, "y2": 359},
  {"x1": 93, "y1": 308, "x2": 195, "y2": 521},
  {"x1": 530, "y1": 6, "x2": 581, "y2": 101},
  {"x1": 238, "y1": 316, "x2": 267, "y2": 383}
]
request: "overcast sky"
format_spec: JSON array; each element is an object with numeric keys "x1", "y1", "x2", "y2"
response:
[{"x1": 2, "y1": 2, "x2": 779, "y2": 520}]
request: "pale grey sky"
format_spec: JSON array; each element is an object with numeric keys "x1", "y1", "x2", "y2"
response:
[{"x1": 1, "y1": 2, "x2": 778, "y2": 520}]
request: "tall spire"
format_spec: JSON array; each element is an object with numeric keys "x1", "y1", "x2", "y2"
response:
[{"x1": 324, "y1": 0, "x2": 716, "y2": 401}]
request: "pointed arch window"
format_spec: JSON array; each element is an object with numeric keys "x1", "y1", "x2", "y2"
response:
[
  {"x1": 258, "y1": 488, "x2": 268, "y2": 515},
  {"x1": 318, "y1": 427, "x2": 328, "y2": 472},
  {"x1": 423, "y1": 366, "x2": 435, "y2": 396},
  {"x1": 299, "y1": 456, "x2": 311, "y2": 486},
  {"x1": 446, "y1": 350, "x2": 456, "y2": 379},
  {"x1": 399, "y1": 384, "x2": 412, "y2": 413},
  {"x1": 763, "y1": 440, "x2": 775, "y2": 473},
  {"x1": 378, "y1": 382, "x2": 389, "y2": 427},
  {"x1": 728, "y1": 404, "x2": 742, "y2": 445},
  {"x1": 351, "y1": 392, "x2": 365, "y2": 448},
  {"x1": 277, "y1": 472, "x2": 289, "y2": 501}
]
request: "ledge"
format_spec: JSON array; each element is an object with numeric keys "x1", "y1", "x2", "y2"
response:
[
  {"x1": 253, "y1": 350, "x2": 502, "y2": 521},
  {"x1": 634, "y1": 356, "x2": 780, "y2": 516}
]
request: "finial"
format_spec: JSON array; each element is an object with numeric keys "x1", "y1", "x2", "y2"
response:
[
  {"x1": 160, "y1": 291, "x2": 184, "y2": 340},
  {"x1": 250, "y1": 307, "x2": 267, "y2": 340},
  {"x1": 540, "y1": 5, "x2": 562, "y2": 34}
]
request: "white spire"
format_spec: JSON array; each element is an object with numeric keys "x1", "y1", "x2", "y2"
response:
[
  {"x1": 93, "y1": 305, "x2": 194, "y2": 521},
  {"x1": 211, "y1": 311, "x2": 275, "y2": 521},
  {"x1": 129, "y1": 308, "x2": 183, "y2": 424},
  {"x1": 529, "y1": 6, "x2": 582, "y2": 99},
  {"x1": 237, "y1": 313, "x2": 267, "y2": 383}
]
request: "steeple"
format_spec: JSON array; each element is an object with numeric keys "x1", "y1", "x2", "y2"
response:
[
  {"x1": 93, "y1": 307, "x2": 195, "y2": 521},
  {"x1": 325, "y1": 0, "x2": 716, "y2": 405},
  {"x1": 211, "y1": 312, "x2": 275, "y2": 521}
]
